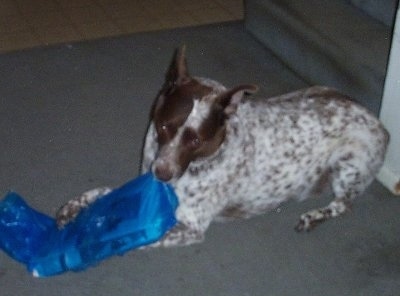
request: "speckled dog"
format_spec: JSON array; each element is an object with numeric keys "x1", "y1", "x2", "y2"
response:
[{"x1": 57, "y1": 48, "x2": 389, "y2": 247}]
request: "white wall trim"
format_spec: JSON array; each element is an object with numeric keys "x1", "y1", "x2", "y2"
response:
[
  {"x1": 377, "y1": 6, "x2": 400, "y2": 195},
  {"x1": 377, "y1": 166, "x2": 400, "y2": 194}
]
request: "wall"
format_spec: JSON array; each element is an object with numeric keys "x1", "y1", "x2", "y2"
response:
[
  {"x1": 348, "y1": 0, "x2": 399, "y2": 26},
  {"x1": 377, "y1": 6, "x2": 400, "y2": 195}
]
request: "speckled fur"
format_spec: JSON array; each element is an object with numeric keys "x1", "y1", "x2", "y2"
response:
[
  {"x1": 56, "y1": 51, "x2": 389, "y2": 247},
  {"x1": 141, "y1": 82, "x2": 389, "y2": 246}
]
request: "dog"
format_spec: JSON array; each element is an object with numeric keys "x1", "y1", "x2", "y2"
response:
[{"x1": 57, "y1": 47, "x2": 389, "y2": 248}]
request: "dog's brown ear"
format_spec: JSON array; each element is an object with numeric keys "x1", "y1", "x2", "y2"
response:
[
  {"x1": 165, "y1": 45, "x2": 190, "y2": 87},
  {"x1": 217, "y1": 84, "x2": 258, "y2": 115}
]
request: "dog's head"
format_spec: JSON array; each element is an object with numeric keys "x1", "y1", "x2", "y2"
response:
[{"x1": 150, "y1": 47, "x2": 258, "y2": 182}]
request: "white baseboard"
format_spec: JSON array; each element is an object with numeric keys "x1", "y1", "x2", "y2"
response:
[{"x1": 377, "y1": 165, "x2": 400, "y2": 195}]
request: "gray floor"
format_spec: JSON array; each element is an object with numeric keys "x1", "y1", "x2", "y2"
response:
[{"x1": 1, "y1": 22, "x2": 399, "y2": 296}]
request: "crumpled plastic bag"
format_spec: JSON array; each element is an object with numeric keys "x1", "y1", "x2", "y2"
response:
[{"x1": 0, "y1": 173, "x2": 178, "y2": 277}]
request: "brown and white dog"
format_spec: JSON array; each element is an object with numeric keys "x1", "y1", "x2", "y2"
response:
[{"x1": 57, "y1": 47, "x2": 389, "y2": 248}]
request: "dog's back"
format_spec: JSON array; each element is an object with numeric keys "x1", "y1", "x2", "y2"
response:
[{"x1": 214, "y1": 86, "x2": 388, "y2": 220}]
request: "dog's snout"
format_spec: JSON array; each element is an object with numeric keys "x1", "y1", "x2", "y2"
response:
[{"x1": 154, "y1": 162, "x2": 174, "y2": 182}]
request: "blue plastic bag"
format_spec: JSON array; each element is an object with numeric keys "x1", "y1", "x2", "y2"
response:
[{"x1": 0, "y1": 173, "x2": 178, "y2": 277}]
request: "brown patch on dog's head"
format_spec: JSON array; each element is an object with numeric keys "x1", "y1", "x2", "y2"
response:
[
  {"x1": 150, "y1": 47, "x2": 258, "y2": 181},
  {"x1": 152, "y1": 46, "x2": 213, "y2": 145}
]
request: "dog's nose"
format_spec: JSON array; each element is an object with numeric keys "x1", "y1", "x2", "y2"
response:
[{"x1": 154, "y1": 164, "x2": 174, "y2": 182}]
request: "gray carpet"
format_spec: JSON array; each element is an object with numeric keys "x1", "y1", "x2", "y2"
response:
[{"x1": 1, "y1": 22, "x2": 399, "y2": 296}]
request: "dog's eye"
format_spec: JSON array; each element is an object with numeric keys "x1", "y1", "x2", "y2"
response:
[
  {"x1": 157, "y1": 123, "x2": 176, "y2": 144},
  {"x1": 182, "y1": 129, "x2": 201, "y2": 149}
]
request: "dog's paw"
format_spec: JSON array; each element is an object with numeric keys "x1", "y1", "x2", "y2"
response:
[
  {"x1": 294, "y1": 209, "x2": 328, "y2": 232},
  {"x1": 56, "y1": 200, "x2": 85, "y2": 228},
  {"x1": 56, "y1": 187, "x2": 111, "y2": 228},
  {"x1": 295, "y1": 200, "x2": 351, "y2": 232}
]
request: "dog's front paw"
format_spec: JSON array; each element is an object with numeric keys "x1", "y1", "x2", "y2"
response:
[
  {"x1": 56, "y1": 200, "x2": 84, "y2": 228},
  {"x1": 56, "y1": 187, "x2": 111, "y2": 228}
]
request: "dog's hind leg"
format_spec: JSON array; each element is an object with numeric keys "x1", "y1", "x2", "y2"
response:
[
  {"x1": 295, "y1": 144, "x2": 379, "y2": 232},
  {"x1": 294, "y1": 199, "x2": 350, "y2": 232}
]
